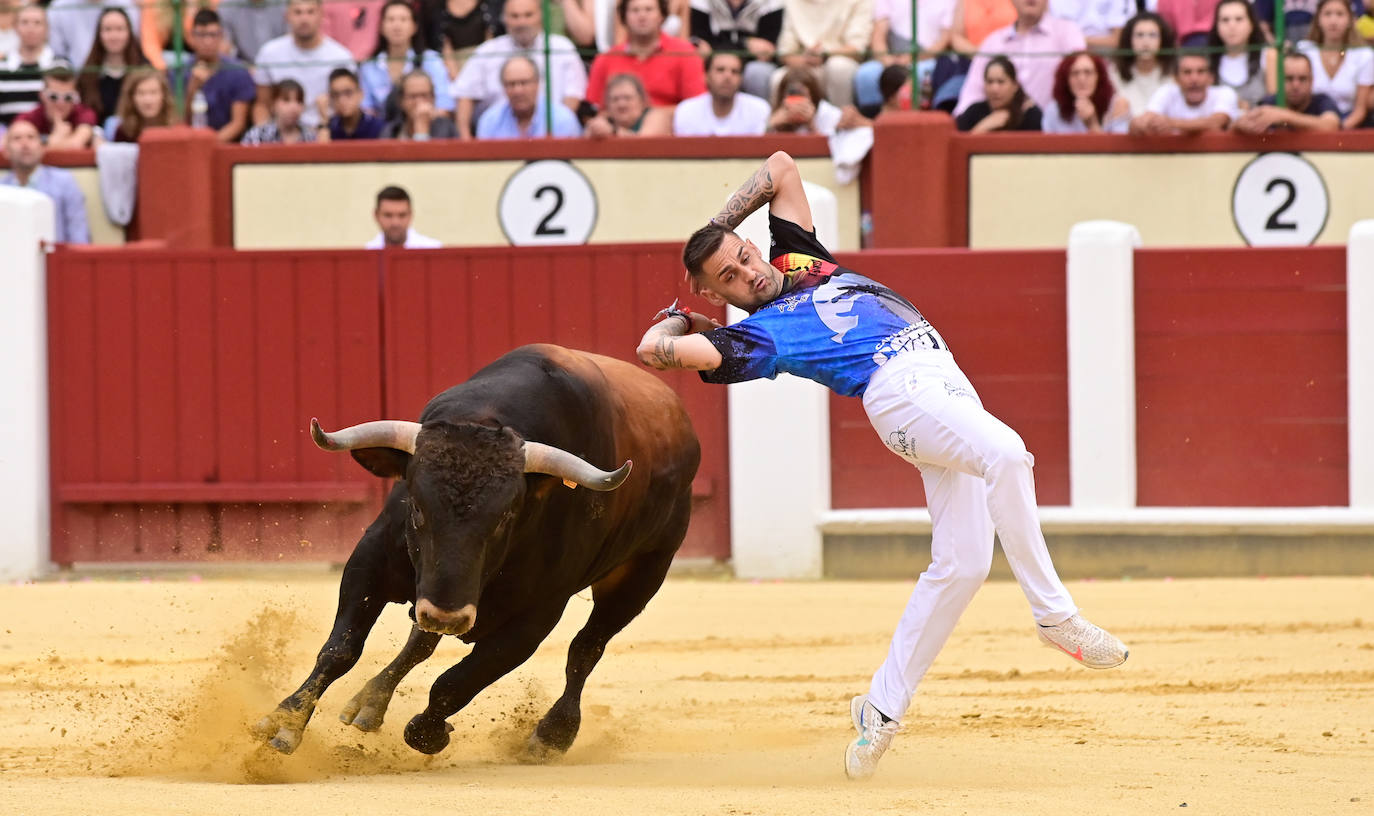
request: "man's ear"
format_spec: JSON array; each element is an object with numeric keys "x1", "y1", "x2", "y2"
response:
[
  {"x1": 699, "y1": 288, "x2": 727, "y2": 307},
  {"x1": 350, "y1": 448, "x2": 411, "y2": 479}
]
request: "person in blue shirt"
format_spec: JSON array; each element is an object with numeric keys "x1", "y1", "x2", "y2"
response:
[
  {"x1": 358, "y1": 0, "x2": 453, "y2": 122},
  {"x1": 635, "y1": 150, "x2": 1130, "y2": 782},
  {"x1": 319, "y1": 67, "x2": 387, "y2": 140},
  {"x1": 172, "y1": 9, "x2": 258, "y2": 143},
  {"x1": 475, "y1": 55, "x2": 581, "y2": 139},
  {"x1": 1, "y1": 118, "x2": 90, "y2": 243},
  {"x1": 1233, "y1": 50, "x2": 1342, "y2": 133}
]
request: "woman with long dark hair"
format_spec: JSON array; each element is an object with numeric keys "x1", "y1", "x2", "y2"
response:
[
  {"x1": 419, "y1": 0, "x2": 497, "y2": 79},
  {"x1": 76, "y1": 7, "x2": 148, "y2": 127},
  {"x1": 1207, "y1": 0, "x2": 1268, "y2": 108},
  {"x1": 358, "y1": 0, "x2": 453, "y2": 121},
  {"x1": 1109, "y1": 12, "x2": 1178, "y2": 116},
  {"x1": 955, "y1": 56, "x2": 1042, "y2": 132},
  {"x1": 1045, "y1": 51, "x2": 1131, "y2": 133}
]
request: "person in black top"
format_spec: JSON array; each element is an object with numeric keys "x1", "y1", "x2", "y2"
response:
[
  {"x1": 688, "y1": 0, "x2": 784, "y2": 99},
  {"x1": 420, "y1": 0, "x2": 499, "y2": 79},
  {"x1": 954, "y1": 55, "x2": 1043, "y2": 132},
  {"x1": 74, "y1": 7, "x2": 147, "y2": 129}
]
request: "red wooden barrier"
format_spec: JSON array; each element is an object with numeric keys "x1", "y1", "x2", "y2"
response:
[
  {"x1": 46, "y1": 245, "x2": 731, "y2": 563},
  {"x1": 828, "y1": 249, "x2": 1071, "y2": 509},
  {"x1": 381, "y1": 245, "x2": 730, "y2": 560},
  {"x1": 1134, "y1": 246, "x2": 1347, "y2": 506},
  {"x1": 47, "y1": 250, "x2": 385, "y2": 563}
]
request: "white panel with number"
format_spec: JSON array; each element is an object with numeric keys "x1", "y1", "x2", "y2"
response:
[
  {"x1": 498, "y1": 160, "x2": 598, "y2": 246},
  {"x1": 1231, "y1": 152, "x2": 1329, "y2": 247}
]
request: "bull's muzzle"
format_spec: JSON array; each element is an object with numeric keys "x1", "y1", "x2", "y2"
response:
[{"x1": 415, "y1": 599, "x2": 477, "y2": 636}]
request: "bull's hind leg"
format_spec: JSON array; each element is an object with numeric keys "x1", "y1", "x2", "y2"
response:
[
  {"x1": 252, "y1": 489, "x2": 407, "y2": 754},
  {"x1": 526, "y1": 545, "x2": 679, "y2": 760},
  {"x1": 339, "y1": 624, "x2": 441, "y2": 732}
]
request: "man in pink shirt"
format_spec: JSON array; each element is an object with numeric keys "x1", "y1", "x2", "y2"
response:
[
  {"x1": 587, "y1": 0, "x2": 705, "y2": 107},
  {"x1": 953, "y1": 0, "x2": 1085, "y2": 116}
]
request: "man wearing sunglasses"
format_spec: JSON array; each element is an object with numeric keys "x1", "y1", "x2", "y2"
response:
[{"x1": 13, "y1": 62, "x2": 94, "y2": 149}]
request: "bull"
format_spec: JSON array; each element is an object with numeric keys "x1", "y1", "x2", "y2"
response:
[{"x1": 252, "y1": 344, "x2": 700, "y2": 758}]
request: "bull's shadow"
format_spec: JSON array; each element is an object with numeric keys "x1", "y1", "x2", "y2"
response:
[{"x1": 251, "y1": 344, "x2": 700, "y2": 759}]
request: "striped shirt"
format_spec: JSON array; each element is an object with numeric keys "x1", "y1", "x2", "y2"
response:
[{"x1": 0, "y1": 47, "x2": 53, "y2": 125}]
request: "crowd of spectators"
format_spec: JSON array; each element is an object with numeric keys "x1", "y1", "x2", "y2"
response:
[{"x1": 1, "y1": 0, "x2": 1372, "y2": 157}]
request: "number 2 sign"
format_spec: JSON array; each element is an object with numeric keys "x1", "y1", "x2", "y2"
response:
[
  {"x1": 498, "y1": 160, "x2": 598, "y2": 246},
  {"x1": 1231, "y1": 152, "x2": 1329, "y2": 247}
]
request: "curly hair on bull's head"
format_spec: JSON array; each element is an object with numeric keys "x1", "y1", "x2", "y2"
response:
[{"x1": 412, "y1": 423, "x2": 525, "y2": 518}]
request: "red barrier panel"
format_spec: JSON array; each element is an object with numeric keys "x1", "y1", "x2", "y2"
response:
[
  {"x1": 1134, "y1": 247, "x2": 1347, "y2": 506},
  {"x1": 828, "y1": 249, "x2": 1070, "y2": 508},
  {"x1": 381, "y1": 245, "x2": 730, "y2": 560},
  {"x1": 47, "y1": 250, "x2": 386, "y2": 563}
]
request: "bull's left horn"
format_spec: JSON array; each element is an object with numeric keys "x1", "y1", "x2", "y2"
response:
[
  {"x1": 311, "y1": 418, "x2": 422, "y2": 454},
  {"x1": 522, "y1": 442, "x2": 632, "y2": 491}
]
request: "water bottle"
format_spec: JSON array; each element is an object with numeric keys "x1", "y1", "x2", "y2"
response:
[{"x1": 191, "y1": 91, "x2": 209, "y2": 128}]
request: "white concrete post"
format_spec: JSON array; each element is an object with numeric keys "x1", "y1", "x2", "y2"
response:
[
  {"x1": 1066, "y1": 221, "x2": 1141, "y2": 510},
  {"x1": 0, "y1": 187, "x2": 55, "y2": 582},
  {"x1": 726, "y1": 181, "x2": 837, "y2": 579},
  {"x1": 1348, "y1": 221, "x2": 1374, "y2": 508}
]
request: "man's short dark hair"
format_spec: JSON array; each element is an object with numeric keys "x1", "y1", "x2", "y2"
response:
[
  {"x1": 376, "y1": 185, "x2": 412, "y2": 208},
  {"x1": 616, "y1": 0, "x2": 669, "y2": 24},
  {"x1": 879, "y1": 65, "x2": 908, "y2": 103},
  {"x1": 192, "y1": 8, "x2": 221, "y2": 27},
  {"x1": 682, "y1": 222, "x2": 732, "y2": 288},
  {"x1": 1176, "y1": 50, "x2": 1211, "y2": 71},
  {"x1": 329, "y1": 67, "x2": 359, "y2": 86},
  {"x1": 44, "y1": 62, "x2": 76, "y2": 83},
  {"x1": 705, "y1": 51, "x2": 743, "y2": 73},
  {"x1": 1280, "y1": 49, "x2": 1312, "y2": 71}
]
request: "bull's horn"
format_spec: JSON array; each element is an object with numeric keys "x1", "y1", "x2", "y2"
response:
[
  {"x1": 522, "y1": 442, "x2": 632, "y2": 491},
  {"x1": 310, "y1": 418, "x2": 422, "y2": 454}
]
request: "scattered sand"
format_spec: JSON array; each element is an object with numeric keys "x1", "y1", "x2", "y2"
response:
[{"x1": 1, "y1": 574, "x2": 1371, "y2": 815}]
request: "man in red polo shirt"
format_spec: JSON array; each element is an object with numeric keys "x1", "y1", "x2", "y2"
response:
[
  {"x1": 15, "y1": 62, "x2": 96, "y2": 149},
  {"x1": 587, "y1": 0, "x2": 705, "y2": 109}
]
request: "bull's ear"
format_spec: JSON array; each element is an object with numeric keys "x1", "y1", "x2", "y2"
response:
[{"x1": 350, "y1": 448, "x2": 411, "y2": 479}]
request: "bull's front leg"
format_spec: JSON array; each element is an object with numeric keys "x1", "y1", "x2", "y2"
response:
[
  {"x1": 252, "y1": 542, "x2": 391, "y2": 754},
  {"x1": 404, "y1": 602, "x2": 567, "y2": 755},
  {"x1": 338, "y1": 623, "x2": 441, "y2": 732}
]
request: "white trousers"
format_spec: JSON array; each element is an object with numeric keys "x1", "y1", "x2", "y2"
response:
[{"x1": 861, "y1": 349, "x2": 1078, "y2": 722}]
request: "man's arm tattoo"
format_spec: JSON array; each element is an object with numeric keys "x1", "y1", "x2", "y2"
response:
[
  {"x1": 714, "y1": 163, "x2": 775, "y2": 229},
  {"x1": 646, "y1": 335, "x2": 680, "y2": 370}
]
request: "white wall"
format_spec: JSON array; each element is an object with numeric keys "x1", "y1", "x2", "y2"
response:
[
  {"x1": 726, "y1": 182, "x2": 838, "y2": 579},
  {"x1": 1348, "y1": 221, "x2": 1374, "y2": 509},
  {"x1": 0, "y1": 187, "x2": 55, "y2": 582}
]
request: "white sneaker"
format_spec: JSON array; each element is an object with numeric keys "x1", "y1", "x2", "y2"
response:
[
  {"x1": 844, "y1": 694, "x2": 900, "y2": 781},
  {"x1": 1037, "y1": 613, "x2": 1129, "y2": 669}
]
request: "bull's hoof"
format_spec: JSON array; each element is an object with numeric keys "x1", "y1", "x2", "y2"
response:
[
  {"x1": 251, "y1": 709, "x2": 307, "y2": 755},
  {"x1": 404, "y1": 713, "x2": 454, "y2": 755},
  {"x1": 519, "y1": 733, "x2": 567, "y2": 765},
  {"x1": 528, "y1": 703, "x2": 580, "y2": 759},
  {"x1": 339, "y1": 681, "x2": 394, "y2": 732}
]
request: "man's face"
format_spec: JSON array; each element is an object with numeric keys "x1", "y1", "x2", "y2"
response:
[
  {"x1": 501, "y1": 60, "x2": 539, "y2": 116},
  {"x1": 375, "y1": 199, "x2": 413, "y2": 245},
  {"x1": 17, "y1": 7, "x2": 47, "y2": 49},
  {"x1": 624, "y1": 0, "x2": 663, "y2": 38},
  {"x1": 42, "y1": 77, "x2": 79, "y2": 121},
  {"x1": 503, "y1": 0, "x2": 540, "y2": 46},
  {"x1": 330, "y1": 76, "x2": 362, "y2": 117},
  {"x1": 696, "y1": 232, "x2": 783, "y2": 311},
  {"x1": 1176, "y1": 56, "x2": 1212, "y2": 105},
  {"x1": 401, "y1": 75, "x2": 433, "y2": 117},
  {"x1": 191, "y1": 22, "x2": 223, "y2": 60},
  {"x1": 706, "y1": 55, "x2": 742, "y2": 100},
  {"x1": 1284, "y1": 60, "x2": 1313, "y2": 110},
  {"x1": 287, "y1": 0, "x2": 321, "y2": 41},
  {"x1": 1011, "y1": 0, "x2": 1044, "y2": 23},
  {"x1": 3, "y1": 121, "x2": 43, "y2": 171}
]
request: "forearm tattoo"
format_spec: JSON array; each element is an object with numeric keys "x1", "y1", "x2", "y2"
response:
[
  {"x1": 638, "y1": 319, "x2": 715, "y2": 371},
  {"x1": 714, "y1": 162, "x2": 776, "y2": 229}
]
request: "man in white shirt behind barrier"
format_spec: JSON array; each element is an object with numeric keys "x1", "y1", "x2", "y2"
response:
[
  {"x1": 1130, "y1": 51, "x2": 1238, "y2": 134},
  {"x1": 366, "y1": 185, "x2": 441, "y2": 249},
  {"x1": 673, "y1": 51, "x2": 771, "y2": 136}
]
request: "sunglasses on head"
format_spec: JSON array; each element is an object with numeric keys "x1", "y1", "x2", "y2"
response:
[{"x1": 44, "y1": 91, "x2": 80, "y2": 104}]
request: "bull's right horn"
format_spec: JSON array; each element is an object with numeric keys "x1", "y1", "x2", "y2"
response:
[
  {"x1": 522, "y1": 442, "x2": 632, "y2": 491},
  {"x1": 310, "y1": 418, "x2": 422, "y2": 454}
]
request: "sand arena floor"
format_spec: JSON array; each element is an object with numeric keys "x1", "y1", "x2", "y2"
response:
[{"x1": 1, "y1": 573, "x2": 1371, "y2": 815}]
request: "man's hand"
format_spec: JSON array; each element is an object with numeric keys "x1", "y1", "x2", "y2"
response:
[{"x1": 636, "y1": 311, "x2": 724, "y2": 371}]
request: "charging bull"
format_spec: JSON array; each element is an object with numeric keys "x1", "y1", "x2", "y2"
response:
[{"x1": 252, "y1": 344, "x2": 700, "y2": 758}]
